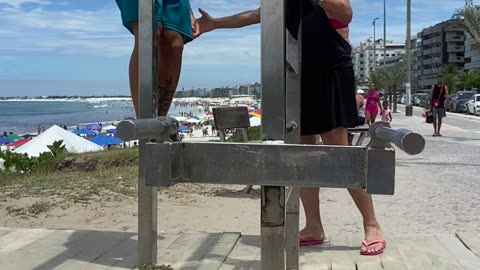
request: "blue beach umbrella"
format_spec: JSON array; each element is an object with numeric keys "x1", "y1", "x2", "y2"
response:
[
  {"x1": 179, "y1": 125, "x2": 190, "y2": 132},
  {"x1": 73, "y1": 128, "x2": 96, "y2": 136},
  {"x1": 86, "y1": 124, "x2": 102, "y2": 130},
  {"x1": 0, "y1": 137, "x2": 12, "y2": 145},
  {"x1": 89, "y1": 134, "x2": 123, "y2": 146},
  {"x1": 106, "y1": 129, "x2": 117, "y2": 134}
]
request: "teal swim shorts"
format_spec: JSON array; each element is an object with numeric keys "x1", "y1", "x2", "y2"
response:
[{"x1": 115, "y1": 0, "x2": 193, "y2": 43}]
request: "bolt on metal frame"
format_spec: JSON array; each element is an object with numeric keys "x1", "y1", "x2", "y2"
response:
[{"x1": 117, "y1": 0, "x2": 426, "y2": 269}]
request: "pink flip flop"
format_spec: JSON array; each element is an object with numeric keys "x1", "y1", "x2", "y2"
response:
[
  {"x1": 298, "y1": 235, "x2": 324, "y2": 247},
  {"x1": 360, "y1": 239, "x2": 386, "y2": 256}
]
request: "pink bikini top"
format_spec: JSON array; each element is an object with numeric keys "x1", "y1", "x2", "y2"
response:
[{"x1": 329, "y1": 18, "x2": 349, "y2": 29}]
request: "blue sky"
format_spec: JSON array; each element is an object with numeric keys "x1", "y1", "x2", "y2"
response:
[{"x1": 0, "y1": 0, "x2": 470, "y2": 97}]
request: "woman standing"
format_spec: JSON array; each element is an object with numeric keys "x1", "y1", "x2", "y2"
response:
[
  {"x1": 365, "y1": 83, "x2": 382, "y2": 126},
  {"x1": 194, "y1": 0, "x2": 385, "y2": 256}
]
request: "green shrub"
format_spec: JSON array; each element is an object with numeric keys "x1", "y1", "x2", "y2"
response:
[{"x1": 227, "y1": 126, "x2": 261, "y2": 142}]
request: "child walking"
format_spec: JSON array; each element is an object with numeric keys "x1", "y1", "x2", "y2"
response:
[{"x1": 381, "y1": 101, "x2": 392, "y2": 123}]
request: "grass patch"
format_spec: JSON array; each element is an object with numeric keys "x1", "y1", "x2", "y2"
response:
[{"x1": 0, "y1": 148, "x2": 139, "y2": 202}]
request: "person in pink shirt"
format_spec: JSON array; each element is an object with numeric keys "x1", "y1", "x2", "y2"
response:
[{"x1": 365, "y1": 83, "x2": 382, "y2": 126}]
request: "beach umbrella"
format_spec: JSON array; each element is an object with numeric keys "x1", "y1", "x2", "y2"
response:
[
  {"x1": 0, "y1": 137, "x2": 13, "y2": 145},
  {"x1": 107, "y1": 129, "x2": 117, "y2": 134},
  {"x1": 7, "y1": 138, "x2": 31, "y2": 148},
  {"x1": 178, "y1": 125, "x2": 190, "y2": 132},
  {"x1": 86, "y1": 124, "x2": 102, "y2": 130},
  {"x1": 186, "y1": 118, "x2": 200, "y2": 123},
  {"x1": 89, "y1": 134, "x2": 123, "y2": 146},
  {"x1": 249, "y1": 117, "x2": 261, "y2": 127},
  {"x1": 22, "y1": 134, "x2": 37, "y2": 139},
  {"x1": 7, "y1": 134, "x2": 21, "y2": 141},
  {"x1": 171, "y1": 116, "x2": 188, "y2": 122},
  {"x1": 103, "y1": 125, "x2": 116, "y2": 130},
  {"x1": 73, "y1": 128, "x2": 96, "y2": 136}
]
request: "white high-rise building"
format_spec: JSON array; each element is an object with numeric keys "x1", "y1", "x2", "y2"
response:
[{"x1": 353, "y1": 39, "x2": 405, "y2": 84}]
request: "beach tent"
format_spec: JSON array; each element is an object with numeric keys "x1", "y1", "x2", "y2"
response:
[
  {"x1": 89, "y1": 134, "x2": 123, "y2": 147},
  {"x1": 0, "y1": 137, "x2": 12, "y2": 145},
  {"x1": 171, "y1": 116, "x2": 188, "y2": 122},
  {"x1": 14, "y1": 125, "x2": 103, "y2": 157},
  {"x1": 186, "y1": 118, "x2": 200, "y2": 124},
  {"x1": 7, "y1": 134, "x2": 21, "y2": 141},
  {"x1": 86, "y1": 123, "x2": 102, "y2": 130},
  {"x1": 7, "y1": 138, "x2": 31, "y2": 148},
  {"x1": 73, "y1": 128, "x2": 96, "y2": 136}
]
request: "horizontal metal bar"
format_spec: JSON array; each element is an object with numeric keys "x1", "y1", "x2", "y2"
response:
[
  {"x1": 370, "y1": 122, "x2": 425, "y2": 155},
  {"x1": 117, "y1": 117, "x2": 179, "y2": 141},
  {"x1": 146, "y1": 142, "x2": 368, "y2": 189}
]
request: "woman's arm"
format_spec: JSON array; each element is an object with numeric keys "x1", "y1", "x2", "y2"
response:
[{"x1": 316, "y1": 0, "x2": 353, "y2": 24}]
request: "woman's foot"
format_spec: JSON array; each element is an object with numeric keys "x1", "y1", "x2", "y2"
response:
[{"x1": 361, "y1": 223, "x2": 385, "y2": 255}]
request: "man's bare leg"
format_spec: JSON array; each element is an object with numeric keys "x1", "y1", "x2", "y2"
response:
[
  {"x1": 157, "y1": 29, "x2": 184, "y2": 117},
  {"x1": 299, "y1": 135, "x2": 325, "y2": 241}
]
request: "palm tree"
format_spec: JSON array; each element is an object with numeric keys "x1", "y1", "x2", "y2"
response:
[
  {"x1": 377, "y1": 62, "x2": 407, "y2": 112},
  {"x1": 442, "y1": 64, "x2": 460, "y2": 93},
  {"x1": 453, "y1": 6, "x2": 480, "y2": 48}
]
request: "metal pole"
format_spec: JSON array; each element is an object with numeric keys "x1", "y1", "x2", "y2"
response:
[
  {"x1": 138, "y1": 0, "x2": 157, "y2": 265},
  {"x1": 405, "y1": 0, "x2": 413, "y2": 116},
  {"x1": 261, "y1": 0, "x2": 286, "y2": 267},
  {"x1": 384, "y1": 0, "x2": 387, "y2": 68},
  {"x1": 373, "y1": 18, "x2": 379, "y2": 71}
]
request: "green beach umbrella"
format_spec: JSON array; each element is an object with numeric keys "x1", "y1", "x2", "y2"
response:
[{"x1": 7, "y1": 134, "x2": 21, "y2": 141}]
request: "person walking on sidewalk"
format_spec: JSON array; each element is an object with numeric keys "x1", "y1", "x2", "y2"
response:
[{"x1": 430, "y1": 75, "x2": 448, "y2": 136}]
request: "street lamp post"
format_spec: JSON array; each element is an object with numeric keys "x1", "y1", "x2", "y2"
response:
[
  {"x1": 384, "y1": 0, "x2": 387, "y2": 68},
  {"x1": 405, "y1": 0, "x2": 413, "y2": 116},
  {"x1": 373, "y1": 18, "x2": 380, "y2": 72}
]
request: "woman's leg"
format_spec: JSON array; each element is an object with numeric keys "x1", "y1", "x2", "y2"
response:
[
  {"x1": 370, "y1": 109, "x2": 379, "y2": 125},
  {"x1": 299, "y1": 135, "x2": 325, "y2": 241},
  {"x1": 319, "y1": 127, "x2": 384, "y2": 254},
  {"x1": 365, "y1": 111, "x2": 372, "y2": 126}
]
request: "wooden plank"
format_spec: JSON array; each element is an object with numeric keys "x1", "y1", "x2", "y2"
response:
[
  {"x1": 329, "y1": 234, "x2": 356, "y2": 270},
  {"x1": 414, "y1": 235, "x2": 462, "y2": 269},
  {"x1": 52, "y1": 230, "x2": 133, "y2": 270},
  {"x1": 195, "y1": 233, "x2": 241, "y2": 270},
  {"x1": 0, "y1": 228, "x2": 54, "y2": 253},
  {"x1": 299, "y1": 235, "x2": 332, "y2": 270},
  {"x1": 456, "y1": 232, "x2": 480, "y2": 259},
  {"x1": 392, "y1": 235, "x2": 433, "y2": 270},
  {"x1": 436, "y1": 234, "x2": 480, "y2": 270},
  {"x1": 377, "y1": 236, "x2": 409, "y2": 270},
  {"x1": 349, "y1": 234, "x2": 383, "y2": 270},
  {"x1": 0, "y1": 229, "x2": 77, "y2": 270},
  {"x1": 159, "y1": 233, "x2": 224, "y2": 270},
  {"x1": 219, "y1": 235, "x2": 261, "y2": 270},
  {"x1": 0, "y1": 227, "x2": 13, "y2": 238},
  {"x1": 83, "y1": 234, "x2": 181, "y2": 270}
]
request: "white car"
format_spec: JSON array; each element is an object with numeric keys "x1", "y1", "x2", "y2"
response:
[{"x1": 467, "y1": 94, "x2": 480, "y2": 116}]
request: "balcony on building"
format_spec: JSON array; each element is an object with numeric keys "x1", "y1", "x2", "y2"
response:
[
  {"x1": 445, "y1": 34, "x2": 465, "y2": 42},
  {"x1": 422, "y1": 47, "x2": 442, "y2": 55},
  {"x1": 422, "y1": 36, "x2": 442, "y2": 46},
  {"x1": 447, "y1": 45, "x2": 464, "y2": 53},
  {"x1": 448, "y1": 55, "x2": 465, "y2": 63},
  {"x1": 444, "y1": 25, "x2": 463, "y2": 32}
]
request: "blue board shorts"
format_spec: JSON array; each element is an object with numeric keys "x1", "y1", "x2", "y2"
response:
[{"x1": 115, "y1": 0, "x2": 193, "y2": 44}]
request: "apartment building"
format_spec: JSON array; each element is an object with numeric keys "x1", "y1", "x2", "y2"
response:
[
  {"x1": 353, "y1": 40, "x2": 405, "y2": 83},
  {"x1": 415, "y1": 19, "x2": 465, "y2": 90}
]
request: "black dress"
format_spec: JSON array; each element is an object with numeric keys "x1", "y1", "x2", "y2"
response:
[{"x1": 288, "y1": 0, "x2": 358, "y2": 135}]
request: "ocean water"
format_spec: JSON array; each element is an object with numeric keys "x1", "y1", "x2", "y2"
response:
[{"x1": 0, "y1": 100, "x2": 201, "y2": 135}]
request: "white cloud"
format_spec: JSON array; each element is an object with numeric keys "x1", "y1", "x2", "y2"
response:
[{"x1": 0, "y1": 0, "x2": 53, "y2": 8}]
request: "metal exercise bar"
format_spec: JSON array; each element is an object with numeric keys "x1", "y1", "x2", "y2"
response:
[
  {"x1": 370, "y1": 122, "x2": 425, "y2": 155},
  {"x1": 137, "y1": 0, "x2": 157, "y2": 265},
  {"x1": 116, "y1": 117, "x2": 179, "y2": 141}
]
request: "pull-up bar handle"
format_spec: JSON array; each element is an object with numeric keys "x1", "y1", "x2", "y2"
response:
[
  {"x1": 370, "y1": 122, "x2": 425, "y2": 155},
  {"x1": 117, "y1": 117, "x2": 179, "y2": 141}
]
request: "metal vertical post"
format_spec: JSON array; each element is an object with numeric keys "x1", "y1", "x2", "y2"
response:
[
  {"x1": 384, "y1": 0, "x2": 387, "y2": 68},
  {"x1": 373, "y1": 18, "x2": 379, "y2": 71},
  {"x1": 261, "y1": 0, "x2": 286, "y2": 268},
  {"x1": 138, "y1": 0, "x2": 158, "y2": 265},
  {"x1": 284, "y1": 1, "x2": 302, "y2": 267},
  {"x1": 405, "y1": 0, "x2": 413, "y2": 116}
]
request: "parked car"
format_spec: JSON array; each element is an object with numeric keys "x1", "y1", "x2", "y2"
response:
[
  {"x1": 467, "y1": 94, "x2": 480, "y2": 116},
  {"x1": 400, "y1": 95, "x2": 406, "y2": 104},
  {"x1": 452, "y1": 91, "x2": 477, "y2": 113},
  {"x1": 416, "y1": 93, "x2": 429, "y2": 107},
  {"x1": 445, "y1": 94, "x2": 454, "y2": 112}
]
